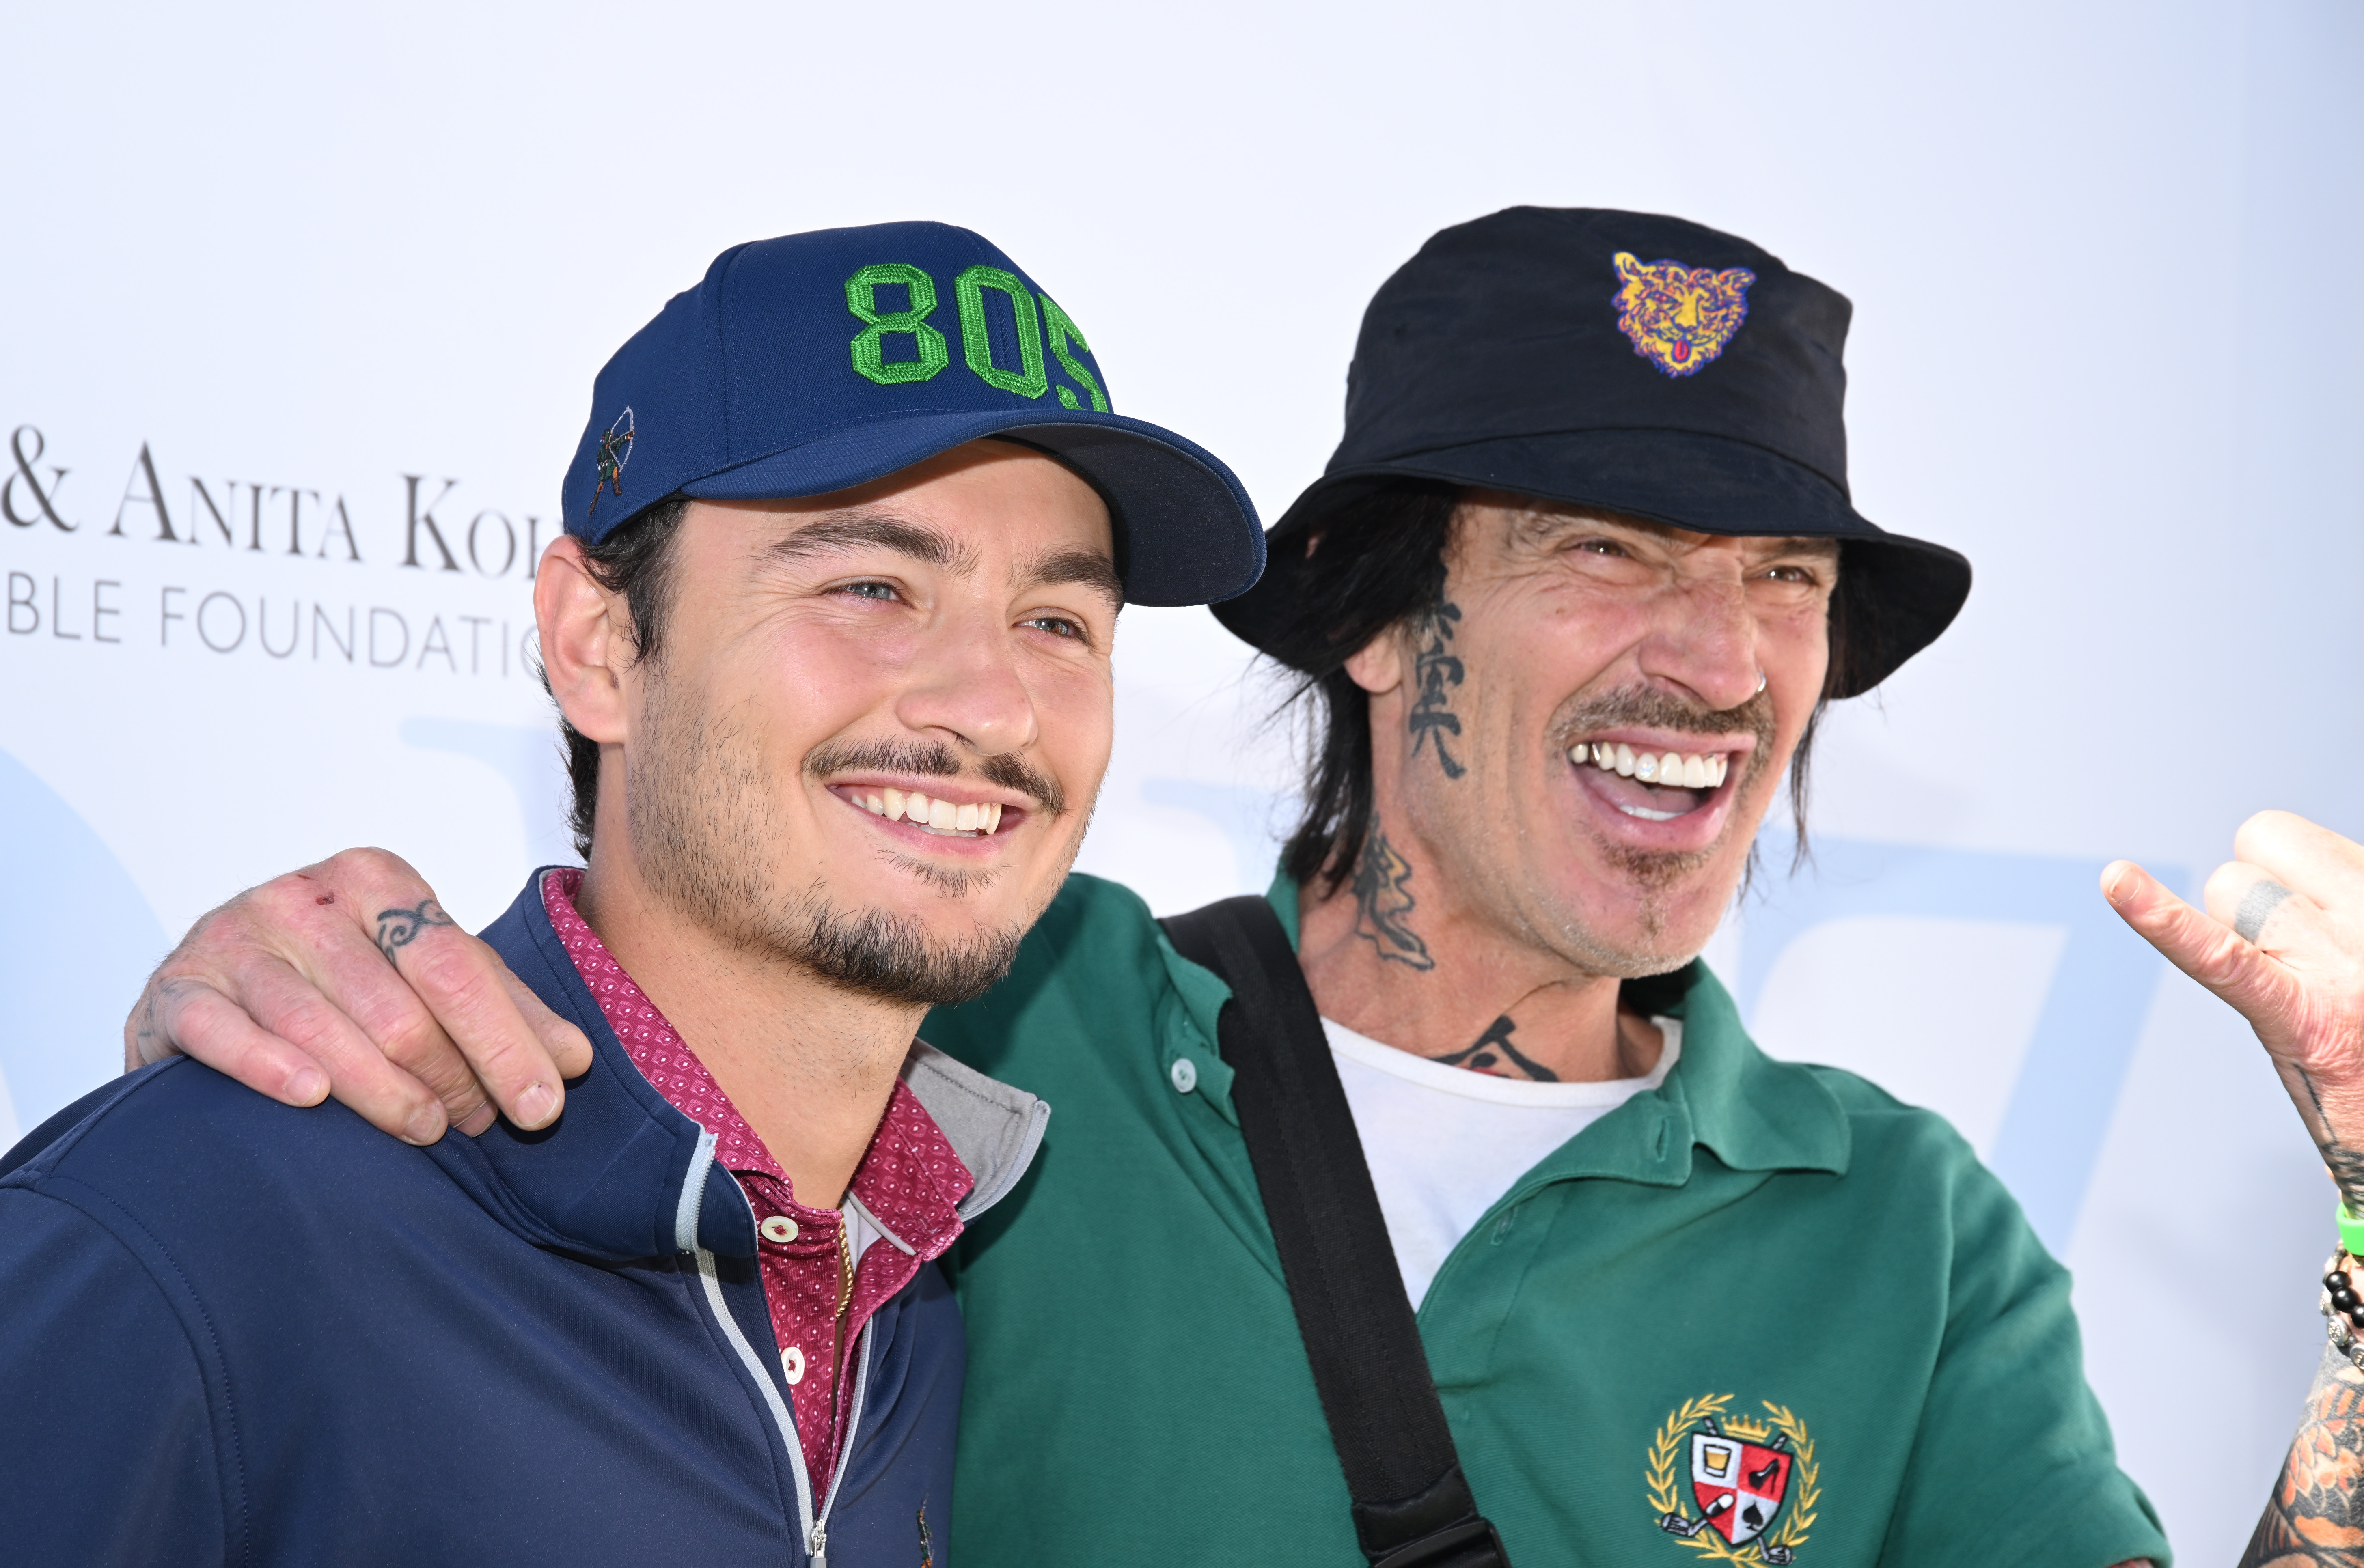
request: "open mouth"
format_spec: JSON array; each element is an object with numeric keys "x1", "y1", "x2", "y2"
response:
[
  {"x1": 1567, "y1": 741, "x2": 1736, "y2": 823},
  {"x1": 838, "y1": 785, "x2": 1007, "y2": 839}
]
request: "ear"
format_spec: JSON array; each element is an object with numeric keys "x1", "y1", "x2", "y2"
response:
[
  {"x1": 1342, "y1": 625, "x2": 1408, "y2": 698},
  {"x1": 535, "y1": 536, "x2": 632, "y2": 745},
  {"x1": 1613, "y1": 251, "x2": 1644, "y2": 285},
  {"x1": 1719, "y1": 266, "x2": 1757, "y2": 295}
]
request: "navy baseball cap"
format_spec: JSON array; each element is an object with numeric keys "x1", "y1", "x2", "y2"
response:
[
  {"x1": 560, "y1": 221, "x2": 1263, "y2": 607},
  {"x1": 1218, "y1": 207, "x2": 1971, "y2": 696}
]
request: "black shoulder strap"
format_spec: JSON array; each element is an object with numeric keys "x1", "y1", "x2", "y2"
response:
[{"x1": 1161, "y1": 895, "x2": 1512, "y2": 1568}]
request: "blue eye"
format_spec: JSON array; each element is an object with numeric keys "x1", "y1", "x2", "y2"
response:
[
  {"x1": 1025, "y1": 615, "x2": 1084, "y2": 640},
  {"x1": 841, "y1": 581, "x2": 899, "y2": 601}
]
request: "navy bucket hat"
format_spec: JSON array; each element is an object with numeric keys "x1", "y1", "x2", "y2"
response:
[
  {"x1": 560, "y1": 221, "x2": 1263, "y2": 607},
  {"x1": 1216, "y1": 207, "x2": 1970, "y2": 695}
]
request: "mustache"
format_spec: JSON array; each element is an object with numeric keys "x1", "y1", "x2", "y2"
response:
[
  {"x1": 803, "y1": 737, "x2": 1068, "y2": 818},
  {"x1": 1551, "y1": 684, "x2": 1775, "y2": 754}
]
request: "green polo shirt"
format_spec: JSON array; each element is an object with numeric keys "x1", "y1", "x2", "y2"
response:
[{"x1": 925, "y1": 872, "x2": 2169, "y2": 1567}]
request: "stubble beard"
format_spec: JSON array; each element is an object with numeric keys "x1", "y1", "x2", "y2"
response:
[{"x1": 626, "y1": 678, "x2": 1030, "y2": 1009}]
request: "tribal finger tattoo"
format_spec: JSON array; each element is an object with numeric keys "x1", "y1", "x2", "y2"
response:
[{"x1": 375, "y1": 900, "x2": 457, "y2": 966}]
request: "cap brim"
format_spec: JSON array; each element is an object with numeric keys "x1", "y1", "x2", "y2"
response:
[
  {"x1": 679, "y1": 409, "x2": 1262, "y2": 608},
  {"x1": 1216, "y1": 428, "x2": 1969, "y2": 697}
]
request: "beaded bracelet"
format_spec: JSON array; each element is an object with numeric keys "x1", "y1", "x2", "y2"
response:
[{"x1": 2321, "y1": 1251, "x2": 2364, "y2": 1374}]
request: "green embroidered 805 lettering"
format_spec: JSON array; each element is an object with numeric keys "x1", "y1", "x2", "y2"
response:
[{"x1": 845, "y1": 263, "x2": 1109, "y2": 413}]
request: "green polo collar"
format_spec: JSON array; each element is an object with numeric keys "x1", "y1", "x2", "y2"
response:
[{"x1": 1241, "y1": 868, "x2": 1850, "y2": 1186}]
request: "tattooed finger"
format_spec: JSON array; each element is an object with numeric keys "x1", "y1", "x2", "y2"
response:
[
  {"x1": 375, "y1": 899, "x2": 457, "y2": 965},
  {"x1": 2235, "y1": 879, "x2": 2297, "y2": 946}
]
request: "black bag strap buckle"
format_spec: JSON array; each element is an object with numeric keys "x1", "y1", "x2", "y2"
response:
[
  {"x1": 1369, "y1": 1518, "x2": 1512, "y2": 1568},
  {"x1": 1357, "y1": 1466, "x2": 1510, "y2": 1568}
]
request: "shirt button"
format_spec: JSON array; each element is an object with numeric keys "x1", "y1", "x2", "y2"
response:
[
  {"x1": 760, "y1": 1215, "x2": 799, "y2": 1245},
  {"x1": 784, "y1": 1345, "x2": 806, "y2": 1385},
  {"x1": 1169, "y1": 1057, "x2": 1199, "y2": 1094}
]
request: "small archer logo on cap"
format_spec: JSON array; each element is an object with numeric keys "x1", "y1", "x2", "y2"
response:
[
  {"x1": 588, "y1": 407, "x2": 635, "y2": 519},
  {"x1": 1612, "y1": 253, "x2": 1756, "y2": 378}
]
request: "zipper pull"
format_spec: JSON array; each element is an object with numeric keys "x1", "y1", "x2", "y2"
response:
[{"x1": 808, "y1": 1523, "x2": 827, "y2": 1568}]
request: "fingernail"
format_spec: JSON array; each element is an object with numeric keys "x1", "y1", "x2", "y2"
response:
[
  {"x1": 286, "y1": 1067, "x2": 329, "y2": 1106},
  {"x1": 516, "y1": 1081, "x2": 559, "y2": 1128},
  {"x1": 402, "y1": 1105, "x2": 446, "y2": 1146}
]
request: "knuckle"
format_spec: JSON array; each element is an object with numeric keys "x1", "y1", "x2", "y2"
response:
[
  {"x1": 2189, "y1": 934, "x2": 2251, "y2": 991},
  {"x1": 403, "y1": 935, "x2": 485, "y2": 999},
  {"x1": 242, "y1": 872, "x2": 327, "y2": 931},
  {"x1": 464, "y1": 1030, "x2": 535, "y2": 1082},
  {"x1": 270, "y1": 994, "x2": 353, "y2": 1055},
  {"x1": 379, "y1": 1015, "x2": 457, "y2": 1078},
  {"x1": 333, "y1": 846, "x2": 419, "y2": 891},
  {"x1": 346, "y1": 987, "x2": 439, "y2": 1055}
]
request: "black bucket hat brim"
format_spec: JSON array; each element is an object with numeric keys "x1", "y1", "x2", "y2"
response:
[{"x1": 1213, "y1": 426, "x2": 1969, "y2": 699}]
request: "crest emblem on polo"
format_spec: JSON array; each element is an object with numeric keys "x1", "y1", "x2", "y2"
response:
[
  {"x1": 1646, "y1": 1394, "x2": 1818, "y2": 1564},
  {"x1": 1612, "y1": 252, "x2": 1756, "y2": 377},
  {"x1": 588, "y1": 406, "x2": 634, "y2": 520}
]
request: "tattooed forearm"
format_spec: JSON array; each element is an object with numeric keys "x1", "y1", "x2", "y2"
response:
[
  {"x1": 2283, "y1": 1064, "x2": 2364, "y2": 1214},
  {"x1": 1431, "y1": 1015, "x2": 1558, "y2": 1081},
  {"x1": 2241, "y1": 1341, "x2": 2364, "y2": 1566},
  {"x1": 1407, "y1": 597, "x2": 1467, "y2": 779},
  {"x1": 375, "y1": 899, "x2": 456, "y2": 965},
  {"x1": 1351, "y1": 830, "x2": 1434, "y2": 971}
]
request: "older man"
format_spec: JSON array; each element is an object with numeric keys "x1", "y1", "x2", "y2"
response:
[
  {"x1": 112, "y1": 210, "x2": 2171, "y2": 1565},
  {"x1": 0, "y1": 220, "x2": 1262, "y2": 1564}
]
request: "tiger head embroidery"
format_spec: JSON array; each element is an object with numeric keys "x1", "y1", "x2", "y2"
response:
[{"x1": 1611, "y1": 252, "x2": 1756, "y2": 377}]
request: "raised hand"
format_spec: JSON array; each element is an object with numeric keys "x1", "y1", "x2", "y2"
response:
[
  {"x1": 2102, "y1": 810, "x2": 2364, "y2": 1213},
  {"x1": 2105, "y1": 811, "x2": 2364, "y2": 1566},
  {"x1": 124, "y1": 849, "x2": 591, "y2": 1144}
]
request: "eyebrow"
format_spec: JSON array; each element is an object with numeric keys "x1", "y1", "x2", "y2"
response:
[
  {"x1": 766, "y1": 512, "x2": 1123, "y2": 607},
  {"x1": 1521, "y1": 510, "x2": 1838, "y2": 556},
  {"x1": 1022, "y1": 547, "x2": 1125, "y2": 609},
  {"x1": 766, "y1": 514, "x2": 979, "y2": 573}
]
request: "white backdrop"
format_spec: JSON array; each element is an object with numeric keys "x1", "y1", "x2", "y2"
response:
[{"x1": 4, "y1": 2, "x2": 2358, "y2": 1557}]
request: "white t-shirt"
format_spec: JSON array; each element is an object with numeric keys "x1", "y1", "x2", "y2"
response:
[{"x1": 1324, "y1": 1014, "x2": 1682, "y2": 1308}]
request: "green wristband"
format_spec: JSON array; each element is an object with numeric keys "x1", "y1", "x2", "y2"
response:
[{"x1": 2339, "y1": 1201, "x2": 2364, "y2": 1259}]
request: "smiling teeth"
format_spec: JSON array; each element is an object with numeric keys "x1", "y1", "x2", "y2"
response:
[
  {"x1": 1573, "y1": 743, "x2": 1729, "y2": 788},
  {"x1": 854, "y1": 788, "x2": 1003, "y2": 836}
]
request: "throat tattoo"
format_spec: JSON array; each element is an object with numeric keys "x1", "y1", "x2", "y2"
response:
[
  {"x1": 1430, "y1": 1015, "x2": 1559, "y2": 1082},
  {"x1": 1351, "y1": 830, "x2": 1434, "y2": 971}
]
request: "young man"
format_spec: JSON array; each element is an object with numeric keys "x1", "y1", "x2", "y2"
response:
[
  {"x1": 118, "y1": 210, "x2": 2177, "y2": 1564},
  {"x1": 0, "y1": 220, "x2": 1262, "y2": 1564}
]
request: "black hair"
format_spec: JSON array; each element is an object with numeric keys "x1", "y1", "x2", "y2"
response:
[
  {"x1": 1268, "y1": 480, "x2": 1835, "y2": 895},
  {"x1": 549, "y1": 497, "x2": 690, "y2": 861}
]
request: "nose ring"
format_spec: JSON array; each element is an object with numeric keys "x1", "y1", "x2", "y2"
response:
[{"x1": 1756, "y1": 671, "x2": 1768, "y2": 695}]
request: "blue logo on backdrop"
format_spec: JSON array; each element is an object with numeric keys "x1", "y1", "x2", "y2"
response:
[
  {"x1": 1734, "y1": 837, "x2": 2179, "y2": 1254},
  {"x1": 0, "y1": 747, "x2": 168, "y2": 1142}
]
